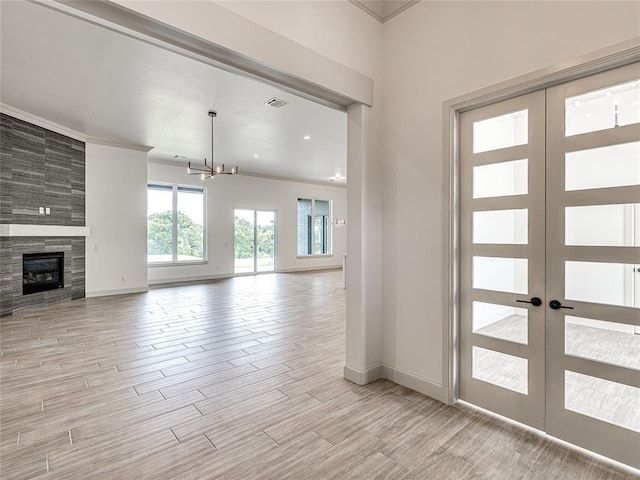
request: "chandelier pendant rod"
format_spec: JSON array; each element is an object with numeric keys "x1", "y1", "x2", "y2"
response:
[{"x1": 186, "y1": 110, "x2": 238, "y2": 179}]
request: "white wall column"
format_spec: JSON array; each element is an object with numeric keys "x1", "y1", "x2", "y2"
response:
[
  {"x1": 85, "y1": 143, "x2": 149, "y2": 296},
  {"x1": 344, "y1": 103, "x2": 383, "y2": 384}
]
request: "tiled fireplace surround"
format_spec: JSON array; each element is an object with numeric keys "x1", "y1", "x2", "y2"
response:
[{"x1": 0, "y1": 113, "x2": 86, "y2": 317}]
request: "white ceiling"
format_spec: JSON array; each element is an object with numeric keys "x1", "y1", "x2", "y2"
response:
[{"x1": 0, "y1": 1, "x2": 347, "y2": 185}]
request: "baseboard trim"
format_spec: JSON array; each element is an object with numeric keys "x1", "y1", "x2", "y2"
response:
[
  {"x1": 148, "y1": 273, "x2": 232, "y2": 287},
  {"x1": 343, "y1": 363, "x2": 382, "y2": 385},
  {"x1": 381, "y1": 364, "x2": 446, "y2": 403},
  {"x1": 343, "y1": 363, "x2": 445, "y2": 402},
  {"x1": 148, "y1": 267, "x2": 343, "y2": 287},
  {"x1": 278, "y1": 265, "x2": 342, "y2": 273},
  {"x1": 86, "y1": 286, "x2": 149, "y2": 298}
]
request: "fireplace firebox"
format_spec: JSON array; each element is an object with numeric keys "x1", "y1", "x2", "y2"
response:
[{"x1": 23, "y1": 252, "x2": 64, "y2": 295}]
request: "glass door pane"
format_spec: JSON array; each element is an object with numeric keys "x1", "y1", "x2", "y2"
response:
[
  {"x1": 235, "y1": 209, "x2": 276, "y2": 274},
  {"x1": 234, "y1": 209, "x2": 255, "y2": 274},
  {"x1": 545, "y1": 63, "x2": 640, "y2": 469},
  {"x1": 459, "y1": 89, "x2": 546, "y2": 430},
  {"x1": 256, "y1": 211, "x2": 275, "y2": 272}
]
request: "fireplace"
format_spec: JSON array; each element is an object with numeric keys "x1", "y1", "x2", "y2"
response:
[{"x1": 23, "y1": 252, "x2": 64, "y2": 295}]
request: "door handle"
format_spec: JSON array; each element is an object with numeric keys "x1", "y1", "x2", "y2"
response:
[
  {"x1": 516, "y1": 297, "x2": 542, "y2": 307},
  {"x1": 549, "y1": 300, "x2": 574, "y2": 310}
]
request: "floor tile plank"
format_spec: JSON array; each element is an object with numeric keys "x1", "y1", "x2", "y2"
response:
[{"x1": 1, "y1": 270, "x2": 635, "y2": 480}]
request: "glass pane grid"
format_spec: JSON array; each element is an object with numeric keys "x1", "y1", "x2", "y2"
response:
[
  {"x1": 473, "y1": 209, "x2": 528, "y2": 245},
  {"x1": 256, "y1": 211, "x2": 275, "y2": 272},
  {"x1": 472, "y1": 346, "x2": 528, "y2": 394},
  {"x1": 234, "y1": 209, "x2": 255, "y2": 274},
  {"x1": 565, "y1": 141, "x2": 640, "y2": 191},
  {"x1": 473, "y1": 301, "x2": 528, "y2": 345},
  {"x1": 177, "y1": 189, "x2": 204, "y2": 261},
  {"x1": 565, "y1": 261, "x2": 638, "y2": 308},
  {"x1": 297, "y1": 198, "x2": 312, "y2": 255},
  {"x1": 473, "y1": 109, "x2": 528, "y2": 154},
  {"x1": 565, "y1": 79, "x2": 640, "y2": 136},
  {"x1": 566, "y1": 204, "x2": 639, "y2": 247},
  {"x1": 565, "y1": 370, "x2": 640, "y2": 433},
  {"x1": 565, "y1": 316, "x2": 640, "y2": 371},
  {"x1": 147, "y1": 187, "x2": 174, "y2": 263},
  {"x1": 473, "y1": 256, "x2": 528, "y2": 294},
  {"x1": 473, "y1": 159, "x2": 528, "y2": 199}
]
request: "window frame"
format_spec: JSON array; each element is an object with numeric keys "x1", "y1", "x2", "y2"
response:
[
  {"x1": 296, "y1": 197, "x2": 333, "y2": 258},
  {"x1": 147, "y1": 182, "x2": 207, "y2": 266}
]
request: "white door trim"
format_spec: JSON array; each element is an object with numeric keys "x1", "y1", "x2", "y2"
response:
[{"x1": 442, "y1": 38, "x2": 640, "y2": 405}]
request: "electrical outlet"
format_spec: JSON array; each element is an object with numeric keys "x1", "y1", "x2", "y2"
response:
[
  {"x1": 94, "y1": 245, "x2": 100, "y2": 252},
  {"x1": 38, "y1": 207, "x2": 45, "y2": 214}
]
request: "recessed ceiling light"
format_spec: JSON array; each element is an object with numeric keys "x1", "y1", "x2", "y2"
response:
[
  {"x1": 253, "y1": 154, "x2": 260, "y2": 158},
  {"x1": 303, "y1": 135, "x2": 311, "y2": 140}
]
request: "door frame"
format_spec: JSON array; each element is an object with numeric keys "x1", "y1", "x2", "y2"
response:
[{"x1": 442, "y1": 38, "x2": 640, "y2": 406}]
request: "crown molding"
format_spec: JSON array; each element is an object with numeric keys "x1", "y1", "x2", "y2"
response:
[
  {"x1": 1, "y1": 103, "x2": 87, "y2": 141},
  {"x1": 349, "y1": 0, "x2": 421, "y2": 23},
  {"x1": 1, "y1": 103, "x2": 153, "y2": 152}
]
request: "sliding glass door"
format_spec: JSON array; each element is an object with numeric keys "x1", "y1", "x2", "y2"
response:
[{"x1": 234, "y1": 209, "x2": 276, "y2": 274}]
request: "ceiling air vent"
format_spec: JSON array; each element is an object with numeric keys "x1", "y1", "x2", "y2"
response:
[{"x1": 265, "y1": 97, "x2": 288, "y2": 108}]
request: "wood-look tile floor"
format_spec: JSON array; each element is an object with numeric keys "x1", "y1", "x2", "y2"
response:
[{"x1": 1, "y1": 270, "x2": 638, "y2": 479}]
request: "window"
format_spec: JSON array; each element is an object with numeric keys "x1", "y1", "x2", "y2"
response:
[
  {"x1": 147, "y1": 184, "x2": 205, "y2": 263},
  {"x1": 297, "y1": 198, "x2": 331, "y2": 255}
]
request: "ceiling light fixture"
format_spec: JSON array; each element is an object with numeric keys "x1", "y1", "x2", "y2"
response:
[
  {"x1": 303, "y1": 135, "x2": 311, "y2": 140},
  {"x1": 187, "y1": 111, "x2": 238, "y2": 180}
]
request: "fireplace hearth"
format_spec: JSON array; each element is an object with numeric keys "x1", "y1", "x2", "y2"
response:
[{"x1": 23, "y1": 252, "x2": 64, "y2": 295}]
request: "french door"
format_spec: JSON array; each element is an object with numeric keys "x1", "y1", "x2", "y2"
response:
[
  {"x1": 233, "y1": 209, "x2": 276, "y2": 274},
  {"x1": 459, "y1": 63, "x2": 640, "y2": 468}
]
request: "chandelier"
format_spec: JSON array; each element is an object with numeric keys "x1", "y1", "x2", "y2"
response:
[{"x1": 187, "y1": 111, "x2": 238, "y2": 179}]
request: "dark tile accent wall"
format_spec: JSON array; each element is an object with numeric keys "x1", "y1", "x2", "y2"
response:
[
  {"x1": 0, "y1": 114, "x2": 86, "y2": 317},
  {"x1": 0, "y1": 113, "x2": 85, "y2": 225}
]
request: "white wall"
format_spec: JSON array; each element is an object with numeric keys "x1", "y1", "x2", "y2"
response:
[
  {"x1": 382, "y1": 1, "x2": 640, "y2": 397},
  {"x1": 147, "y1": 161, "x2": 346, "y2": 284},
  {"x1": 85, "y1": 143, "x2": 148, "y2": 296},
  {"x1": 216, "y1": 0, "x2": 382, "y2": 80}
]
